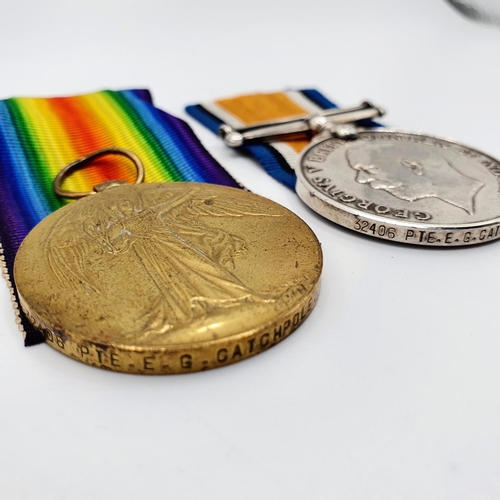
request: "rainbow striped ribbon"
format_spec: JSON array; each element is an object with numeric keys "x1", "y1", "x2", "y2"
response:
[{"x1": 0, "y1": 89, "x2": 240, "y2": 345}]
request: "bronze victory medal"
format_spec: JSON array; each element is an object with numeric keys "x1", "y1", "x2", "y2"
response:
[{"x1": 14, "y1": 183, "x2": 322, "y2": 374}]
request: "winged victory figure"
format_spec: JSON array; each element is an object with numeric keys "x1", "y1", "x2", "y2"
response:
[{"x1": 44, "y1": 184, "x2": 294, "y2": 336}]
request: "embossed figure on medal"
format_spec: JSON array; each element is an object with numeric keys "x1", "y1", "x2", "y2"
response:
[
  {"x1": 46, "y1": 184, "x2": 296, "y2": 336},
  {"x1": 220, "y1": 102, "x2": 500, "y2": 246}
]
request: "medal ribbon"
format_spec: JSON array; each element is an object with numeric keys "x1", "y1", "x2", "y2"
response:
[
  {"x1": 186, "y1": 89, "x2": 380, "y2": 190},
  {"x1": 0, "y1": 89, "x2": 241, "y2": 345}
]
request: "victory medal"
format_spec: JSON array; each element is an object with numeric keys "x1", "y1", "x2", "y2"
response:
[{"x1": 13, "y1": 149, "x2": 322, "y2": 374}]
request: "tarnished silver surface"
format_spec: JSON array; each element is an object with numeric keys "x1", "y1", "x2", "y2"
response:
[{"x1": 296, "y1": 129, "x2": 500, "y2": 246}]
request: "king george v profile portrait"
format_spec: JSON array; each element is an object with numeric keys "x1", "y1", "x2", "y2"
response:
[{"x1": 346, "y1": 141, "x2": 484, "y2": 215}]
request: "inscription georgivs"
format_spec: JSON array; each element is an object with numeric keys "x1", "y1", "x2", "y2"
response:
[
  {"x1": 296, "y1": 130, "x2": 500, "y2": 246},
  {"x1": 305, "y1": 133, "x2": 487, "y2": 216},
  {"x1": 14, "y1": 183, "x2": 323, "y2": 373}
]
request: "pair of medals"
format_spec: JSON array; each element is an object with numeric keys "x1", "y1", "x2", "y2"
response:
[{"x1": 13, "y1": 99, "x2": 500, "y2": 374}]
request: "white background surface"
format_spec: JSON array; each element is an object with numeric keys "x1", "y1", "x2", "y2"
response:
[{"x1": 1, "y1": 1, "x2": 500, "y2": 498}]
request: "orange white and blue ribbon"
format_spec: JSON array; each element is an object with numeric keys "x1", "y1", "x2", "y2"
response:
[
  {"x1": 186, "y1": 89, "x2": 379, "y2": 189},
  {"x1": 0, "y1": 88, "x2": 240, "y2": 345}
]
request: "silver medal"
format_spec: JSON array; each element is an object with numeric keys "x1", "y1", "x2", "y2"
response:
[{"x1": 221, "y1": 102, "x2": 500, "y2": 246}]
